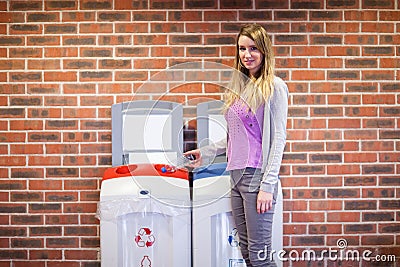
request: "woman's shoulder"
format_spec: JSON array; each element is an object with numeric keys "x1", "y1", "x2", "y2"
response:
[
  {"x1": 273, "y1": 76, "x2": 289, "y2": 96},
  {"x1": 273, "y1": 76, "x2": 287, "y2": 88}
]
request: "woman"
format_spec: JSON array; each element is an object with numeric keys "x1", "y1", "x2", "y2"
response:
[{"x1": 187, "y1": 24, "x2": 288, "y2": 266}]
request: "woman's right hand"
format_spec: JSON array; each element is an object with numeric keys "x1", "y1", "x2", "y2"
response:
[{"x1": 183, "y1": 149, "x2": 202, "y2": 168}]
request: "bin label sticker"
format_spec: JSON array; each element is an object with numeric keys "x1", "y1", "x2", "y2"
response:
[
  {"x1": 229, "y1": 259, "x2": 245, "y2": 267},
  {"x1": 135, "y1": 227, "x2": 155, "y2": 247},
  {"x1": 140, "y1": 255, "x2": 152, "y2": 267},
  {"x1": 228, "y1": 228, "x2": 240, "y2": 247}
]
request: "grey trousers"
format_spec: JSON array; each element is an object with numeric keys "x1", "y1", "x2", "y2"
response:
[{"x1": 230, "y1": 168, "x2": 278, "y2": 267}]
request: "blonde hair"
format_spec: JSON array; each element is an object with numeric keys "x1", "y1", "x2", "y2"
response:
[{"x1": 224, "y1": 24, "x2": 275, "y2": 113}]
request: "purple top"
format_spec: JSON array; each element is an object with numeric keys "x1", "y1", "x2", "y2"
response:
[{"x1": 225, "y1": 99, "x2": 265, "y2": 171}]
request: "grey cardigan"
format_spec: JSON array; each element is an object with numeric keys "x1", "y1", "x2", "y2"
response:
[{"x1": 199, "y1": 76, "x2": 289, "y2": 194}]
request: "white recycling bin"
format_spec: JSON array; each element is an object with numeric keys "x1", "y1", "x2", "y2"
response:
[
  {"x1": 192, "y1": 162, "x2": 283, "y2": 267},
  {"x1": 98, "y1": 163, "x2": 191, "y2": 267}
]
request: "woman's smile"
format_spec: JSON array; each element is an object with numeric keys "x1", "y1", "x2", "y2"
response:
[{"x1": 238, "y1": 35, "x2": 264, "y2": 76}]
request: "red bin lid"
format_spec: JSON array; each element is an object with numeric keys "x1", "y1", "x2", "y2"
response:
[{"x1": 102, "y1": 163, "x2": 189, "y2": 181}]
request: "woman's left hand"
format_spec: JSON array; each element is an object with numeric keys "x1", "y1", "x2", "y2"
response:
[{"x1": 257, "y1": 190, "x2": 273, "y2": 214}]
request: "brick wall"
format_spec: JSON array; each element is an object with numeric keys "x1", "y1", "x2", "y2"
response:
[{"x1": 0, "y1": 0, "x2": 399, "y2": 266}]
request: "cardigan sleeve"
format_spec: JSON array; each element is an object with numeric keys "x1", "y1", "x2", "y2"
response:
[{"x1": 260, "y1": 77, "x2": 289, "y2": 194}]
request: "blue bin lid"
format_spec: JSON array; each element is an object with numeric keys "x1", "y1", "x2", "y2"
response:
[{"x1": 192, "y1": 162, "x2": 229, "y2": 180}]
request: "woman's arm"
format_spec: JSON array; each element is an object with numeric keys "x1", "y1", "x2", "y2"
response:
[
  {"x1": 184, "y1": 138, "x2": 227, "y2": 167},
  {"x1": 260, "y1": 78, "x2": 289, "y2": 194}
]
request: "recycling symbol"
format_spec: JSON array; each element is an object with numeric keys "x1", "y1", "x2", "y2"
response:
[
  {"x1": 228, "y1": 228, "x2": 240, "y2": 247},
  {"x1": 134, "y1": 227, "x2": 155, "y2": 247}
]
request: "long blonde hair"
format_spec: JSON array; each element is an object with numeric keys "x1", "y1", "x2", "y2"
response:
[{"x1": 224, "y1": 24, "x2": 275, "y2": 113}]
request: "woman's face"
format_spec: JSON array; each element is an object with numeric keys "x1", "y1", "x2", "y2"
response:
[{"x1": 238, "y1": 35, "x2": 264, "y2": 76}]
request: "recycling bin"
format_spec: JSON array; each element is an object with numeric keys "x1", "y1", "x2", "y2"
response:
[
  {"x1": 192, "y1": 163, "x2": 283, "y2": 267},
  {"x1": 98, "y1": 163, "x2": 191, "y2": 267},
  {"x1": 192, "y1": 162, "x2": 243, "y2": 267}
]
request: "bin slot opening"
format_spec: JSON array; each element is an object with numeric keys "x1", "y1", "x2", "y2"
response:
[{"x1": 116, "y1": 165, "x2": 137, "y2": 175}]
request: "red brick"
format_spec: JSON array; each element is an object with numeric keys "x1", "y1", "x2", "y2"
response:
[
  {"x1": 168, "y1": 11, "x2": 202, "y2": 21},
  {"x1": 292, "y1": 70, "x2": 325, "y2": 80},
  {"x1": 345, "y1": 11, "x2": 377, "y2": 21},
  {"x1": 79, "y1": 96, "x2": 113, "y2": 107},
  {"x1": 291, "y1": 22, "x2": 323, "y2": 33},
  {"x1": 30, "y1": 249, "x2": 62, "y2": 260},
  {"x1": 45, "y1": 144, "x2": 79, "y2": 154},
  {"x1": 381, "y1": 57, "x2": 400, "y2": 68},
  {"x1": 63, "y1": 108, "x2": 96, "y2": 119},
  {"x1": 0, "y1": 59, "x2": 24, "y2": 70},
  {"x1": 0, "y1": 156, "x2": 26, "y2": 166},
  {"x1": 363, "y1": 94, "x2": 395, "y2": 105},
  {"x1": 44, "y1": 47, "x2": 78, "y2": 58},
  {"x1": 46, "y1": 238, "x2": 79, "y2": 248},
  {"x1": 115, "y1": 0, "x2": 147, "y2": 9},
  {"x1": 344, "y1": 130, "x2": 378, "y2": 140},
  {"x1": 279, "y1": 177, "x2": 307, "y2": 189},
  {"x1": 328, "y1": 212, "x2": 360, "y2": 222},
  {"x1": 64, "y1": 249, "x2": 98, "y2": 260},
  {"x1": 328, "y1": 119, "x2": 361, "y2": 128},
  {"x1": 362, "y1": 70, "x2": 394, "y2": 81},
  {"x1": 97, "y1": 83, "x2": 132, "y2": 94},
  {"x1": 0, "y1": 11, "x2": 25, "y2": 23},
  {"x1": 62, "y1": 12, "x2": 95, "y2": 22},
  {"x1": 10, "y1": 72, "x2": 42, "y2": 82},
  {"x1": 204, "y1": 83, "x2": 225, "y2": 94},
  {"x1": 327, "y1": 22, "x2": 359, "y2": 33},
  {"x1": 0, "y1": 132, "x2": 25, "y2": 143},
  {"x1": 363, "y1": 118, "x2": 395, "y2": 128},
  {"x1": 28, "y1": 60, "x2": 61, "y2": 70},
  {"x1": 362, "y1": 235, "x2": 394, "y2": 245},
  {"x1": 344, "y1": 153, "x2": 377, "y2": 163},
  {"x1": 309, "y1": 200, "x2": 342, "y2": 210},
  {"x1": 309, "y1": 82, "x2": 343, "y2": 93},
  {"x1": 310, "y1": 58, "x2": 342, "y2": 68},
  {"x1": 29, "y1": 179, "x2": 62, "y2": 190},
  {"x1": 45, "y1": 215, "x2": 79, "y2": 225},
  {"x1": 27, "y1": 108, "x2": 61, "y2": 118},
  {"x1": 63, "y1": 203, "x2": 97, "y2": 213},
  {"x1": 283, "y1": 200, "x2": 307, "y2": 211},
  {"x1": 327, "y1": 164, "x2": 360, "y2": 175},
  {"x1": 80, "y1": 191, "x2": 99, "y2": 202},
  {"x1": 362, "y1": 22, "x2": 395, "y2": 33},
  {"x1": 10, "y1": 120, "x2": 43, "y2": 131},
  {"x1": 292, "y1": 212, "x2": 325, "y2": 222},
  {"x1": 293, "y1": 188, "x2": 325, "y2": 199},
  {"x1": 379, "y1": 152, "x2": 400, "y2": 163},
  {"x1": 328, "y1": 95, "x2": 360, "y2": 105},
  {"x1": 292, "y1": 46, "x2": 325, "y2": 57},
  {"x1": 276, "y1": 58, "x2": 308, "y2": 68},
  {"x1": 345, "y1": 35, "x2": 378, "y2": 46},
  {"x1": 134, "y1": 59, "x2": 167, "y2": 69},
  {"x1": 10, "y1": 145, "x2": 44, "y2": 155},
  {"x1": 11, "y1": 168, "x2": 44, "y2": 179},
  {"x1": 346, "y1": 82, "x2": 378, "y2": 92},
  {"x1": 309, "y1": 224, "x2": 342, "y2": 234},
  {"x1": 362, "y1": 141, "x2": 394, "y2": 151},
  {"x1": 27, "y1": 36, "x2": 60, "y2": 46},
  {"x1": 63, "y1": 59, "x2": 95, "y2": 70},
  {"x1": 79, "y1": 23, "x2": 113, "y2": 33},
  {"x1": 9, "y1": 24, "x2": 42, "y2": 35},
  {"x1": 28, "y1": 156, "x2": 61, "y2": 166}
]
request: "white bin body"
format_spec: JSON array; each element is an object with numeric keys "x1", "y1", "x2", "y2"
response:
[
  {"x1": 99, "y1": 172, "x2": 191, "y2": 267},
  {"x1": 192, "y1": 170, "x2": 283, "y2": 267}
]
